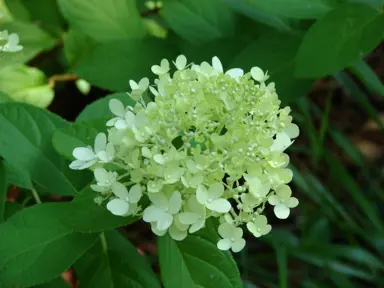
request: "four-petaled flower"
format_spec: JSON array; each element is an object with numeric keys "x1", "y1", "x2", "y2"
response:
[
  {"x1": 196, "y1": 183, "x2": 231, "y2": 213},
  {"x1": 106, "y1": 183, "x2": 143, "y2": 216},
  {"x1": 178, "y1": 195, "x2": 206, "y2": 233},
  {"x1": 217, "y1": 223, "x2": 246, "y2": 252},
  {"x1": 247, "y1": 215, "x2": 272, "y2": 237},
  {"x1": 69, "y1": 133, "x2": 115, "y2": 170},
  {"x1": 268, "y1": 184, "x2": 298, "y2": 219}
]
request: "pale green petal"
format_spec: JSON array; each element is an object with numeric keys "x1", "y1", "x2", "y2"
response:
[
  {"x1": 168, "y1": 191, "x2": 182, "y2": 214},
  {"x1": 270, "y1": 132, "x2": 292, "y2": 152},
  {"x1": 178, "y1": 212, "x2": 200, "y2": 225},
  {"x1": 246, "y1": 222, "x2": 260, "y2": 237},
  {"x1": 106, "y1": 199, "x2": 129, "y2": 216},
  {"x1": 288, "y1": 197, "x2": 299, "y2": 208},
  {"x1": 143, "y1": 206, "x2": 166, "y2": 222},
  {"x1": 231, "y1": 238, "x2": 245, "y2": 253},
  {"x1": 233, "y1": 227, "x2": 243, "y2": 239},
  {"x1": 276, "y1": 185, "x2": 292, "y2": 200},
  {"x1": 268, "y1": 195, "x2": 280, "y2": 205},
  {"x1": 175, "y1": 55, "x2": 187, "y2": 70},
  {"x1": 173, "y1": 214, "x2": 189, "y2": 231},
  {"x1": 187, "y1": 195, "x2": 206, "y2": 216},
  {"x1": 217, "y1": 239, "x2": 232, "y2": 251},
  {"x1": 196, "y1": 185, "x2": 209, "y2": 205},
  {"x1": 154, "y1": 154, "x2": 165, "y2": 164},
  {"x1": 90, "y1": 184, "x2": 108, "y2": 193},
  {"x1": 189, "y1": 219, "x2": 205, "y2": 233},
  {"x1": 250, "y1": 66, "x2": 265, "y2": 82},
  {"x1": 218, "y1": 223, "x2": 235, "y2": 239},
  {"x1": 111, "y1": 182, "x2": 129, "y2": 200},
  {"x1": 141, "y1": 147, "x2": 152, "y2": 158},
  {"x1": 169, "y1": 224, "x2": 188, "y2": 241},
  {"x1": 208, "y1": 182, "x2": 224, "y2": 199},
  {"x1": 148, "y1": 192, "x2": 168, "y2": 207},
  {"x1": 225, "y1": 68, "x2": 244, "y2": 80},
  {"x1": 212, "y1": 56, "x2": 223, "y2": 73},
  {"x1": 151, "y1": 223, "x2": 167, "y2": 236},
  {"x1": 274, "y1": 204, "x2": 290, "y2": 219},
  {"x1": 206, "y1": 198, "x2": 231, "y2": 213},
  {"x1": 73, "y1": 147, "x2": 95, "y2": 161},
  {"x1": 109, "y1": 99, "x2": 125, "y2": 117},
  {"x1": 156, "y1": 212, "x2": 173, "y2": 230},
  {"x1": 128, "y1": 184, "x2": 142, "y2": 203},
  {"x1": 94, "y1": 133, "x2": 107, "y2": 153},
  {"x1": 285, "y1": 123, "x2": 300, "y2": 139}
]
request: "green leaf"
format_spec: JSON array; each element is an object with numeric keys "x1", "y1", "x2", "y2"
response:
[
  {"x1": 295, "y1": 3, "x2": 384, "y2": 78},
  {"x1": 245, "y1": 0, "x2": 334, "y2": 19},
  {"x1": 5, "y1": 161, "x2": 34, "y2": 189},
  {"x1": 161, "y1": 0, "x2": 235, "y2": 42},
  {"x1": 35, "y1": 277, "x2": 70, "y2": 288},
  {"x1": 231, "y1": 32, "x2": 313, "y2": 103},
  {"x1": 6, "y1": 0, "x2": 66, "y2": 32},
  {"x1": 76, "y1": 92, "x2": 136, "y2": 122},
  {"x1": 53, "y1": 121, "x2": 101, "y2": 161},
  {"x1": 3, "y1": 202, "x2": 23, "y2": 220},
  {"x1": 0, "y1": 91, "x2": 12, "y2": 103},
  {"x1": 0, "y1": 103, "x2": 76, "y2": 196},
  {"x1": 75, "y1": 38, "x2": 178, "y2": 91},
  {"x1": 0, "y1": 21, "x2": 57, "y2": 67},
  {"x1": 225, "y1": 0, "x2": 295, "y2": 32},
  {"x1": 64, "y1": 29, "x2": 97, "y2": 67},
  {"x1": 76, "y1": 230, "x2": 160, "y2": 288},
  {"x1": 350, "y1": 59, "x2": 384, "y2": 97},
  {"x1": 0, "y1": 160, "x2": 7, "y2": 223},
  {"x1": 57, "y1": 0, "x2": 145, "y2": 42},
  {"x1": 0, "y1": 204, "x2": 98, "y2": 288},
  {"x1": 157, "y1": 224, "x2": 242, "y2": 288}
]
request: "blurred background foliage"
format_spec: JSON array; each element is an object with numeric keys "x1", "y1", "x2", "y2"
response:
[{"x1": 0, "y1": 0, "x2": 384, "y2": 287}]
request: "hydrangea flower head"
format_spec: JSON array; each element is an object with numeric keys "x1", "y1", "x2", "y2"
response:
[
  {"x1": 70, "y1": 55, "x2": 299, "y2": 252},
  {"x1": 0, "y1": 30, "x2": 23, "y2": 52}
]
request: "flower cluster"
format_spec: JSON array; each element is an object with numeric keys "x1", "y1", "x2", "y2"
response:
[
  {"x1": 0, "y1": 30, "x2": 22, "y2": 52},
  {"x1": 70, "y1": 55, "x2": 299, "y2": 252}
]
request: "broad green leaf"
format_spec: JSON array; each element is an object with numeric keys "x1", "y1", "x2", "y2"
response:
[
  {"x1": 157, "y1": 224, "x2": 241, "y2": 288},
  {"x1": 231, "y1": 32, "x2": 313, "y2": 103},
  {"x1": 246, "y1": 0, "x2": 334, "y2": 19},
  {"x1": 76, "y1": 231, "x2": 160, "y2": 288},
  {"x1": 161, "y1": 0, "x2": 235, "y2": 42},
  {"x1": 0, "y1": 103, "x2": 76, "y2": 195},
  {"x1": 295, "y1": 3, "x2": 384, "y2": 78},
  {"x1": 76, "y1": 92, "x2": 135, "y2": 122},
  {"x1": 3, "y1": 202, "x2": 23, "y2": 220},
  {"x1": 75, "y1": 38, "x2": 178, "y2": 91},
  {"x1": 0, "y1": 21, "x2": 56, "y2": 67},
  {"x1": 53, "y1": 122, "x2": 101, "y2": 161},
  {"x1": 0, "y1": 91, "x2": 12, "y2": 103},
  {"x1": 0, "y1": 204, "x2": 97, "y2": 288},
  {"x1": 0, "y1": 160, "x2": 6, "y2": 223},
  {"x1": 225, "y1": 0, "x2": 295, "y2": 32},
  {"x1": 64, "y1": 29, "x2": 97, "y2": 67},
  {"x1": 6, "y1": 0, "x2": 66, "y2": 32},
  {"x1": 35, "y1": 277, "x2": 69, "y2": 288},
  {"x1": 57, "y1": 0, "x2": 145, "y2": 42},
  {"x1": 5, "y1": 161, "x2": 33, "y2": 189}
]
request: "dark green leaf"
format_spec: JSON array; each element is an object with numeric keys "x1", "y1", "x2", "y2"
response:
[
  {"x1": 0, "y1": 204, "x2": 97, "y2": 288},
  {"x1": 225, "y1": 0, "x2": 295, "y2": 32},
  {"x1": 4, "y1": 0, "x2": 31, "y2": 21},
  {"x1": 158, "y1": 224, "x2": 241, "y2": 288},
  {"x1": 0, "y1": 160, "x2": 7, "y2": 223},
  {"x1": 76, "y1": 92, "x2": 136, "y2": 122},
  {"x1": 58, "y1": 0, "x2": 145, "y2": 42},
  {"x1": 295, "y1": 3, "x2": 384, "y2": 78},
  {"x1": 53, "y1": 121, "x2": 101, "y2": 160},
  {"x1": 231, "y1": 32, "x2": 313, "y2": 103},
  {"x1": 5, "y1": 161, "x2": 34, "y2": 189},
  {"x1": 0, "y1": 91, "x2": 12, "y2": 103},
  {"x1": 76, "y1": 230, "x2": 160, "y2": 288},
  {"x1": 35, "y1": 277, "x2": 69, "y2": 288},
  {"x1": 162, "y1": 0, "x2": 235, "y2": 42},
  {"x1": 64, "y1": 29, "x2": 97, "y2": 67},
  {"x1": 246, "y1": 0, "x2": 334, "y2": 19},
  {"x1": 3, "y1": 202, "x2": 23, "y2": 220},
  {"x1": 75, "y1": 38, "x2": 179, "y2": 91},
  {"x1": 0, "y1": 21, "x2": 57, "y2": 67},
  {"x1": 0, "y1": 103, "x2": 76, "y2": 196}
]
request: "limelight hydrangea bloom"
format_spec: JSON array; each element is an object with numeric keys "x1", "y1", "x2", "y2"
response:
[
  {"x1": 70, "y1": 55, "x2": 299, "y2": 252},
  {"x1": 0, "y1": 30, "x2": 23, "y2": 52}
]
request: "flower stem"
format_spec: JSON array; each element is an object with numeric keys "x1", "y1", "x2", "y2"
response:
[{"x1": 31, "y1": 188, "x2": 42, "y2": 204}]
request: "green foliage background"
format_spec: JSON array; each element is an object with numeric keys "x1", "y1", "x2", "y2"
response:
[{"x1": 0, "y1": 0, "x2": 384, "y2": 287}]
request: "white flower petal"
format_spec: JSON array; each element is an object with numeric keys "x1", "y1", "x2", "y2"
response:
[
  {"x1": 109, "y1": 99, "x2": 125, "y2": 117},
  {"x1": 175, "y1": 55, "x2": 187, "y2": 70},
  {"x1": 218, "y1": 223, "x2": 235, "y2": 239},
  {"x1": 69, "y1": 160, "x2": 89, "y2": 170},
  {"x1": 94, "y1": 133, "x2": 107, "y2": 153},
  {"x1": 231, "y1": 238, "x2": 246, "y2": 253},
  {"x1": 148, "y1": 192, "x2": 168, "y2": 207},
  {"x1": 143, "y1": 206, "x2": 166, "y2": 222},
  {"x1": 72, "y1": 147, "x2": 95, "y2": 161},
  {"x1": 284, "y1": 123, "x2": 300, "y2": 139},
  {"x1": 208, "y1": 182, "x2": 224, "y2": 199},
  {"x1": 169, "y1": 224, "x2": 188, "y2": 241},
  {"x1": 189, "y1": 219, "x2": 205, "y2": 233},
  {"x1": 250, "y1": 66, "x2": 265, "y2": 82},
  {"x1": 115, "y1": 119, "x2": 128, "y2": 130},
  {"x1": 271, "y1": 132, "x2": 293, "y2": 152},
  {"x1": 168, "y1": 191, "x2": 182, "y2": 214},
  {"x1": 151, "y1": 222, "x2": 167, "y2": 236},
  {"x1": 154, "y1": 154, "x2": 165, "y2": 164},
  {"x1": 90, "y1": 184, "x2": 108, "y2": 193},
  {"x1": 111, "y1": 182, "x2": 129, "y2": 199},
  {"x1": 217, "y1": 239, "x2": 232, "y2": 251},
  {"x1": 106, "y1": 199, "x2": 129, "y2": 216},
  {"x1": 128, "y1": 184, "x2": 142, "y2": 203},
  {"x1": 288, "y1": 197, "x2": 299, "y2": 208},
  {"x1": 196, "y1": 185, "x2": 209, "y2": 205},
  {"x1": 225, "y1": 68, "x2": 244, "y2": 80},
  {"x1": 268, "y1": 195, "x2": 280, "y2": 206},
  {"x1": 206, "y1": 198, "x2": 231, "y2": 213},
  {"x1": 129, "y1": 80, "x2": 139, "y2": 90},
  {"x1": 274, "y1": 204, "x2": 290, "y2": 219},
  {"x1": 156, "y1": 212, "x2": 173, "y2": 230},
  {"x1": 178, "y1": 212, "x2": 201, "y2": 225},
  {"x1": 246, "y1": 222, "x2": 261, "y2": 237},
  {"x1": 212, "y1": 56, "x2": 223, "y2": 73}
]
